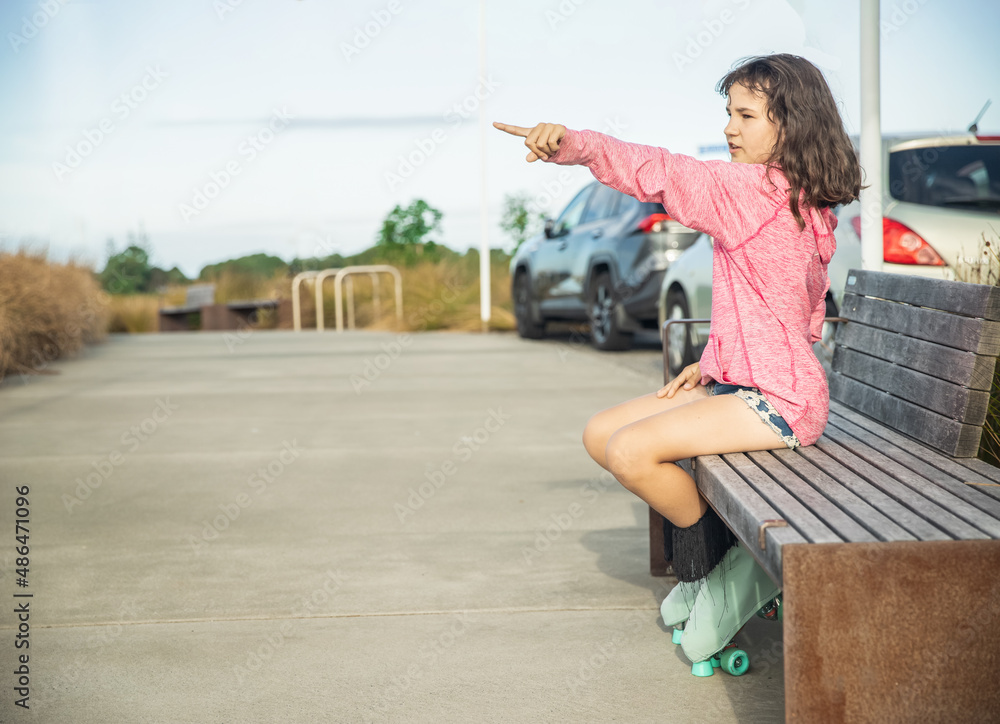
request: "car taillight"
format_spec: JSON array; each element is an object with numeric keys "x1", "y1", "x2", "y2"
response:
[
  {"x1": 636, "y1": 213, "x2": 672, "y2": 233},
  {"x1": 849, "y1": 216, "x2": 945, "y2": 266}
]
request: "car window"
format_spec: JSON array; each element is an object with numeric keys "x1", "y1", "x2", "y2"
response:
[
  {"x1": 889, "y1": 144, "x2": 1000, "y2": 211},
  {"x1": 580, "y1": 184, "x2": 618, "y2": 224},
  {"x1": 554, "y1": 185, "x2": 595, "y2": 234}
]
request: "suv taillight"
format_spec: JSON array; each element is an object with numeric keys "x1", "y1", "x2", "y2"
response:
[
  {"x1": 636, "y1": 213, "x2": 672, "y2": 233},
  {"x1": 849, "y1": 216, "x2": 945, "y2": 266}
]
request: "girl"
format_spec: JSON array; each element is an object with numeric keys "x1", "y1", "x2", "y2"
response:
[{"x1": 495, "y1": 53, "x2": 861, "y2": 674}]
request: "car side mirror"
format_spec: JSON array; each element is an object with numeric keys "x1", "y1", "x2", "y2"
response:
[{"x1": 543, "y1": 218, "x2": 556, "y2": 238}]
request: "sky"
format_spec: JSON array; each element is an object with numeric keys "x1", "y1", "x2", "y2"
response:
[{"x1": 0, "y1": 0, "x2": 997, "y2": 279}]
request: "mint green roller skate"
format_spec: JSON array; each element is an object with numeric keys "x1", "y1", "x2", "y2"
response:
[
  {"x1": 660, "y1": 579, "x2": 704, "y2": 645},
  {"x1": 679, "y1": 542, "x2": 782, "y2": 677}
]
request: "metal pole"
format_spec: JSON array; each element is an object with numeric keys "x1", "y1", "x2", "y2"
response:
[
  {"x1": 478, "y1": 0, "x2": 491, "y2": 332},
  {"x1": 860, "y1": 0, "x2": 883, "y2": 271}
]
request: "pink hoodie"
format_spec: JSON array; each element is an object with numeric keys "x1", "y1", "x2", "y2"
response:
[{"x1": 545, "y1": 128, "x2": 837, "y2": 446}]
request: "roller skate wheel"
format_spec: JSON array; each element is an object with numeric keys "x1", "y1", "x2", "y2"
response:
[
  {"x1": 671, "y1": 627, "x2": 683, "y2": 645},
  {"x1": 720, "y1": 647, "x2": 749, "y2": 676}
]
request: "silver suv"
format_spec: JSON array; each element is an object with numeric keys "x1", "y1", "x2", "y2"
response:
[{"x1": 510, "y1": 180, "x2": 699, "y2": 350}]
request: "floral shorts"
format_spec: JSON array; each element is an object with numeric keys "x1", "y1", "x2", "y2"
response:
[{"x1": 708, "y1": 382, "x2": 801, "y2": 450}]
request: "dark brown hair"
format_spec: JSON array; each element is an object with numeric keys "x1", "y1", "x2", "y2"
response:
[{"x1": 716, "y1": 53, "x2": 862, "y2": 231}]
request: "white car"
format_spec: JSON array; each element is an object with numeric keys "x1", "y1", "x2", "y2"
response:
[{"x1": 657, "y1": 131, "x2": 1000, "y2": 378}]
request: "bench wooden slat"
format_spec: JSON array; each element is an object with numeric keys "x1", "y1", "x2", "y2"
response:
[
  {"x1": 830, "y1": 402, "x2": 1000, "y2": 507},
  {"x1": 835, "y1": 322, "x2": 997, "y2": 390},
  {"x1": 746, "y1": 451, "x2": 879, "y2": 543},
  {"x1": 833, "y1": 346, "x2": 990, "y2": 424},
  {"x1": 722, "y1": 453, "x2": 844, "y2": 544},
  {"x1": 844, "y1": 268, "x2": 1000, "y2": 321},
  {"x1": 827, "y1": 416, "x2": 1000, "y2": 538},
  {"x1": 770, "y1": 448, "x2": 913, "y2": 541},
  {"x1": 794, "y1": 446, "x2": 924, "y2": 541},
  {"x1": 822, "y1": 426, "x2": 994, "y2": 539},
  {"x1": 840, "y1": 293, "x2": 1000, "y2": 356},
  {"x1": 694, "y1": 455, "x2": 806, "y2": 585},
  {"x1": 813, "y1": 437, "x2": 963, "y2": 540},
  {"x1": 829, "y1": 373, "x2": 983, "y2": 457},
  {"x1": 952, "y1": 456, "x2": 1000, "y2": 486}
]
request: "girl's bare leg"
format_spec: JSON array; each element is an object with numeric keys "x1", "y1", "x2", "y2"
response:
[
  {"x1": 582, "y1": 386, "x2": 711, "y2": 469},
  {"x1": 601, "y1": 395, "x2": 787, "y2": 527}
]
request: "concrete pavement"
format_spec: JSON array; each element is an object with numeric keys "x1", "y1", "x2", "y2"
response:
[{"x1": 0, "y1": 328, "x2": 784, "y2": 723}]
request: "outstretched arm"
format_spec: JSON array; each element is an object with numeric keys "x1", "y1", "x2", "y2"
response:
[{"x1": 493, "y1": 122, "x2": 777, "y2": 248}]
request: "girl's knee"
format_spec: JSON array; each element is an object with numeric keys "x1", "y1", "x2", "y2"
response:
[
  {"x1": 582, "y1": 413, "x2": 611, "y2": 462},
  {"x1": 605, "y1": 430, "x2": 647, "y2": 488}
]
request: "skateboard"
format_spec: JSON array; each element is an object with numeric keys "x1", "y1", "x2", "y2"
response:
[{"x1": 672, "y1": 594, "x2": 783, "y2": 677}]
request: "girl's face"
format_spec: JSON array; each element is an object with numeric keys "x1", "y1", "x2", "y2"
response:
[{"x1": 724, "y1": 83, "x2": 779, "y2": 165}]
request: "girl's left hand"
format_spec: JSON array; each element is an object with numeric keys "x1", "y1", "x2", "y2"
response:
[
  {"x1": 657, "y1": 362, "x2": 702, "y2": 399},
  {"x1": 492, "y1": 121, "x2": 566, "y2": 162}
]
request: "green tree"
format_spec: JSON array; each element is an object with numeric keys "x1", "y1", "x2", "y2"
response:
[
  {"x1": 376, "y1": 199, "x2": 445, "y2": 266},
  {"x1": 500, "y1": 192, "x2": 545, "y2": 255},
  {"x1": 101, "y1": 230, "x2": 154, "y2": 294},
  {"x1": 199, "y1": 253, "x2": 288, "y2": 280}
]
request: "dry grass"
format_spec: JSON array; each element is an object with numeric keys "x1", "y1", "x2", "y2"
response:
[
  {"x1": 0, "y1": 247, "x2": 514, "y2": 383},
  {"x1": 106, "y1": 294, "x2": 160, "y2": 333},
  {"x1": 0, "y1": 247, "x2": 110, "y2": 382},
  {"x1": 953, "y1": 231, "x2": 1000, "y2": 466}
]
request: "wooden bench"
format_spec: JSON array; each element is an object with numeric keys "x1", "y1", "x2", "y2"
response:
[
  {"x1": 159, "y1": 283, "x2": 279, "y2": 332},
  {"x1": 650, "y1": 269, "x2": 1000, "y2": 722}
]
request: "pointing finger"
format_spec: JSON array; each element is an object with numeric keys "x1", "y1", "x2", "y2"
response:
[{"x1": 492, "y1": 121, "x2": 531, "y2": 137}]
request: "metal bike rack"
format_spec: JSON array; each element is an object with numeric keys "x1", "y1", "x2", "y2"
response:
[
  {"x1": 313, "y1": 265, "x2": 403, "y2": 332},
  {"x1": 291, "y1": 270, "x2": 324, "y2": 332}
]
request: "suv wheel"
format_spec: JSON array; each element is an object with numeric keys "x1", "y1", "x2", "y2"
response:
[
  {"x1": 587, "y1": 271, "x2": 633, "y2": 351},
  {"x1": 513, "y1": 272, "x2": 546, "y2": 339},
  {"x1": 664, "y1": 290, "x2": 693, "y2": 378}
]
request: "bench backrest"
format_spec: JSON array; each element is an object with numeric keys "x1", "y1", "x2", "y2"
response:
[
  {"x1": 185, "y1": 284, "x2": 216, "y2": 308},
  {"x1": 830, "y1": 269, "x2": 1000, "y2": 457}
]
